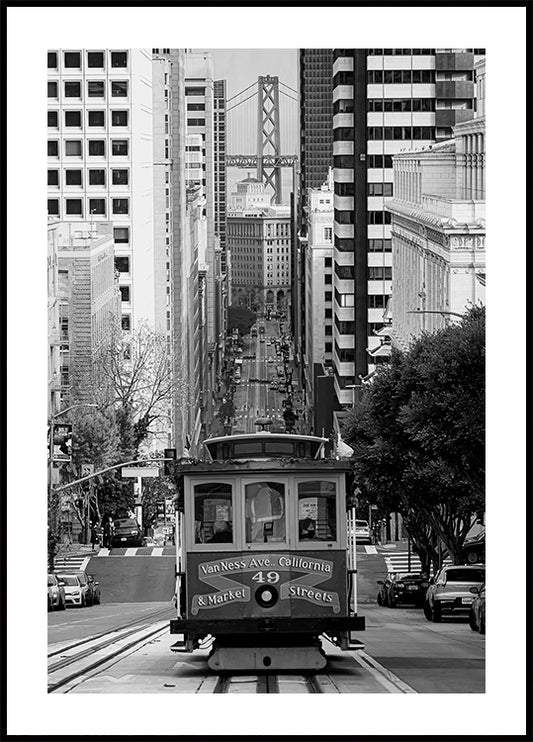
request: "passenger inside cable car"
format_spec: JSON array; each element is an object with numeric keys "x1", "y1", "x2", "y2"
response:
[{"x1": 207, "y1": 520, "x2": 233, "y2": 543}]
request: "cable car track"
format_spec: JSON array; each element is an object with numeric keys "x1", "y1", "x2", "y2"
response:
[
  {"x1": 48, "y1": 621, "x2": 169, "y2": 693},
  {"x1": 48, "y1": 605, "x2": 173, "y2": 659},
  {"x1": 213, "y1": 673, "x2": 328, "y2": 693}
]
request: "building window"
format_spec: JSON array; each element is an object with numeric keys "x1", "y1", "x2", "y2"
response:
[
  {"x1": 187, "y1": 118, "x2": 206, "y2": 127},
  {"x1": 325, "y1": 274, "x2": 332, "y2": 285},
  {"x1": 88, "y1": 110, "x2": 105, "y2": 127},
  {"x1": 325, "y1": 308, "x2": 332, "y2": 319},
  {"x1": 64, "y1": 81, "x2": 81, "y2": 98},
  {"x1": 119, "y1": 286, "x2": 130, "y2": 302},
  {"x1": 48, "y1": 81, "x2": 58, "y2": 98},
  {"x1": 64, "y1": 110, "x2": 81, "y2": 127},
  {"x1": 368, "y1": 239, "x2": 392, "y2": 252},
  {"x1": 65, "y1": 169, "x2": 82, "y2": 186},
  {"x1": 89, "y1": 169, "x2": 106, "y2": 186},
  {"x1": 87, "y1": 51, "x2": 104, "y2": 68},
  {"x1": 111, "y1": 81, "x2": 128, "y2": 97},
  {"x1": 187, "y1": 102, "x2": 206, "y2": 111},
  {"x1": 48, "y1": 51, "x2": 58, "y2": 68},
  {"x1": 88, "y1": 80, "x2": 105, "y2": 98},
  {"x1": 324, "y1": 227, "x2": 333, "y2": 241},
  {"x1": 88, "y1": 140, "x2": 105, "y2": 156},
  {"x1": 368, "y1": 183, "x2": 393, "y2": 197},
  {"x1": 112, "y1": 140, "x2": 129, "y2": 156},
  {"x1": 325, "y1": 325, "x2": 333, "y2": 336},
  {"x1": 48, "y1": 140, "x2": 59, "y2": 157},
  {"x1": 368, "y1": 266, "x2": 392, "y2": 280},
  {"x1": 112, "y1": 169, "x2": 129, "y2": 185},
  {"x1": 111, "y1": 51, "x2": 128, "y2": 67},
  {"x1": 324, "y1": 291, "x2": 332, "y2": 302},
  {"x1": 64, "y1": 140, "x2": 82, "y2": 157},
  {"x1": 89, "y1": 198, "x2": 106, "y2": 215},
  {"x1": 185, "y1": 86, "x2": 205, "y2": 96},
  {"x1": 368, "y1": 211, "x2": 392, "y2": 225},
  {"x1": 114, "y1": 227, "x2": 129, "y2": 243},
  {"x1": 47, "y1": 110, "x2": 58, "y2": 127},
  {"x1": 115, "y1": 256, "x2": 130, "y2": 273},
  {"x1": 367, "y1": 155, "x2": 394, "y2": 169},
  {"x1": 47, "y1": 199, "x2": 59, "y2": 216},
  {"x1": 121, "y1": 315, "x2": 131, "y2": 331},
  {"x1": 325, "y1": 342, "x2": 332, "y2": 353},
  {"x1": 48, "y1": 169, "x2": 59, "y2": 186},
  {"x1": 112, "y1": 198, "x2": 129, "y2": 215},
  {"x1": 65, "y1": 199, "x2": 82, "y2": 215},
  {"x1": 64, "y1": 51, "x2": 81, "y2": 68},
  {"x1": 111, "y1": 110, "x2": 128, "y2": 127}
]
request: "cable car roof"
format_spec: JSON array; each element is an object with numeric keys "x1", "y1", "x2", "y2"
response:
[{"x1": 202, "y1": 432, "x2": 329, "y2": 463}]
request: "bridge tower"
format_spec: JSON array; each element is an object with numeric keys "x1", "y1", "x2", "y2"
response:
[{"x1": 256, "y1": 76, "x2": 282, "y2": 204}]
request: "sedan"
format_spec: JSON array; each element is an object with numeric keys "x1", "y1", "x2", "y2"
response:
[
  {"x1": 72, "y1": 571, "x2": 101, "y2": 606},
  {"x1": 56, "y1": 574, "x2": 90, "y2": 608},
  {"x1": 354, "y1": 520, "x2": 371, "y2": 544},
  {"x1": 424, "y1": 565, "x2": 485, "y2": 622},
  {"x1": 111, "y1": 518, "x2": 144, "y2": 547},
  {"x1": 469, "y1": 583, "x2": 486, "y2": 634},
  {"x1": 377, "y1": 573, "x2": 430, "y2": 608},
  {"x1": 48, "y1": 574, "x2": 66, "y2": 611}
]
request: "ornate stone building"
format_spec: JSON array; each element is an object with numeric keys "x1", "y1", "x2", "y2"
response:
[{"x1": 386, "y1": 114, "x2": 485, "y2": 350}]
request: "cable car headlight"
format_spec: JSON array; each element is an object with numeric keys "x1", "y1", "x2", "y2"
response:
[{"x1": 255, "y1": 585, "x2": 279, "y2": 608}]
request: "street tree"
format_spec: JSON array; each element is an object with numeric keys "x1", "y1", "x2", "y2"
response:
[
  {"x1": 342, "y1": 306, "x2": 485, "y2": 565},
  {"x1": 228, "y1": 305, "x2": 256, "y2": 335}
]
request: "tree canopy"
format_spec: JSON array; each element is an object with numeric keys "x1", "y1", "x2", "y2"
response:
[
  {"x1": 228, "y1": 305, "x2": 256, "y2": 335},
  {"x1": 342, "y1": 305, "x2": 485, "y2": 567}
]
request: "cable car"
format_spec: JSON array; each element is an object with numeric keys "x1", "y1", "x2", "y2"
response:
[{"x1": 170, "y1": 431, "x2": 365, "y2": 671}]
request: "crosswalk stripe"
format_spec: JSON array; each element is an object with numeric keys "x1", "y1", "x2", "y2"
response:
[
  {"x1": 96, "y1": 548, "x2": 110, "y2": 557},
  {"x1": 152, "y1": 547, "x2": 164, "y2": 556},
  {"x1": 125, "y1": 548, "x2": 138, "y2": 556}
]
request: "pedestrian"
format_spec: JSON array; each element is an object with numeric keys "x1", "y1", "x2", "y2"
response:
[
  {"x1": 90, "y1": 522, "x2": 98, "y2": 551},
  {"x1": 103, "y1": 516, "x2": 111, "y2": 548}
]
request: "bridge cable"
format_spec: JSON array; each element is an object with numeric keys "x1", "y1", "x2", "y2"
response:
[
  {"x1": 226, "y1": 81, "x2": 257, "y2": 103},
  {"x1": 226, "y1": 90, "x2": 257, "y2": 113},
  {"x1": 279, "y1": 81, "x2": 298, "y2": 95}
]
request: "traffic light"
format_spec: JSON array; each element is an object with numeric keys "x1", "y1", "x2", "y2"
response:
[
  {"x1": 164, "y1": 448, "x2": 176, "y2": 476},
  {"x1": 53, "y1": 423, "x2": 72, "y2": 460}
]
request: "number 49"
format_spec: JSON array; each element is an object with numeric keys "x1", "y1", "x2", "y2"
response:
[{"x1": 252, "y1": 571, "x2": 280, "y2": 584}]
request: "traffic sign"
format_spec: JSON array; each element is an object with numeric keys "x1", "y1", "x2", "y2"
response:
[{"x1": 121, "y1": 467, "x2": 160, "y2": 478}]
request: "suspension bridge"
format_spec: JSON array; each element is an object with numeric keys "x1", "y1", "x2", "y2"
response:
[{"x1": 225, "y1": 76, "x2": 298, "y2": 204}]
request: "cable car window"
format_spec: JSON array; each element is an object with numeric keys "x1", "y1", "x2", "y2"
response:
[
  {"x1": 245, "y1": 482, "x2": 286, "y2": 543},
  {"x1": 194, "y1": 483, "x2": 233, "y2": 544},
  {"x1": 233, "y1": 441, "x2": 263, "y2": 456},
  {"x1": 298, "y1": 482, "x2": 337, "y2": 541},
  {"x1": 263, "y1": 441, "x2": 295, "y2": 456}
]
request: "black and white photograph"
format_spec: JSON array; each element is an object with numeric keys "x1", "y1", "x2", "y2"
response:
[{"x1": 4, "y1": 3, "x2": 529, "y2": 739}]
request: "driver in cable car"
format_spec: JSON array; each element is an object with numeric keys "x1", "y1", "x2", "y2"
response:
[{"x1": 248, "y1": 484, "x2": 285, "y2": 542}]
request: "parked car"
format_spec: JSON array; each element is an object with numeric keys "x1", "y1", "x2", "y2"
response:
[
  {"x1": 111, "y1": 517, "x2": 144, "y2": 547},
  {"x1": 423, "y1": 565, "x2": 485, "y2": 622},
  {"x1": 461, "y1": 528, "x2": 485, "y2": 564},
  {"x1": 48, "y1": 573, "x2": 66, "y2": 611},
  {"x1": 56, "y1": 573, "x2": 90, "y2": 608},
  {"x1": 469, "y1": 583, "x2": 486, "y2": 634},
  {"x1": 377, "y1": 572, "x2": 430, "y2": 608},
  {"x1": 72, "y1": 571, "x2": 101, "y2": 605}
]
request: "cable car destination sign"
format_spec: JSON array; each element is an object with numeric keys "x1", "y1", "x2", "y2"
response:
[{"x1": 189, "y1": 552, "x2": 343, "y2": 616}]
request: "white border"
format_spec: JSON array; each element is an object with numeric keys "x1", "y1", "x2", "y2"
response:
[{"x1": 6, "y1": 3, "x2": 527, "y2": 737}]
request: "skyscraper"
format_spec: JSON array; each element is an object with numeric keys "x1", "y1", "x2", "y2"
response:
[
  {"x1": 331, "y1": 48, "x2": 480, "y2": 406},
  {"x1": 298, "y1": 49, "x2": 334, "y2": 197},
  {"x1": 47, "y1": 49, "x2": 155, "y2": 330}
]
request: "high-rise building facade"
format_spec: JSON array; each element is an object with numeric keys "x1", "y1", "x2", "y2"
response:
[
  {"x1": 387, "y1": 60, "x2": 486, "y2": 350},
  {"x1": 47, "y1": 49, "x2": 155, "y2": 330},
  {"x1": 331, "y1": 48, "x2": 480, "y2": 406},
  {"x1": 298, "y1": 49, "x2": 334, "y2": 197},
  {"x1": 228, "y1": 178, "x2": 292, "y2": 314},
  {"x1": 54, "y1": 221, "x2": 121, "y2": 402}
]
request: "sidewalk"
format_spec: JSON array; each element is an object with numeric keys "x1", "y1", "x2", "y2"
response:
[{"x1": 55, "y1": 542, "x2": 101, "y2": 558}]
